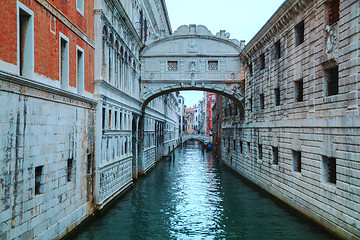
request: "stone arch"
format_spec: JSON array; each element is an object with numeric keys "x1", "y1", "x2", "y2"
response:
[
  {"x1": 120, "y1": 46, "x2": 124, "y2": 57},
  {"x1": 140, "y1": 24, "x2": 245, "y2": 118},
  {"x1": 102, "y1": 26, "x2": 108, "y2": 39},
  {"x1": 141, "y1": 85, "x2": 244, "y2": 118},
  {"x1": 109, "y1": 33, "x2": 114, "y2": 45},
  {"x1": 114, "y1": 40, "x2": 119, "y2": 52}
]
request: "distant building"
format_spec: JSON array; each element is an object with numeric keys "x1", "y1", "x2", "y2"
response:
[
  {"x1": 177, "y1": 95, "x2": 185, "y2": 135},
  {"x1": 206, "y1": 92, "x2": 216, "y2": 135},
  {"x1": 185, "y1": 107, "x2": 195, "y2": 134}
]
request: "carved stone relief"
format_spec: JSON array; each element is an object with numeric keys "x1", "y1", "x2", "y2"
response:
[{"x1": 325, "y1": 25, "x2": 337, "y2": 54}]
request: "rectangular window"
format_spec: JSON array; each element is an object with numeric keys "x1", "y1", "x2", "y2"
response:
[
  {"x1": 167, "y1": 61, "x2": 178, "y2": 71},
  {"x1": 233, "y1": 140, "x2": 236, "y2": 150},
  {"x1": 292, "y1": 150, "x2": 301, "y2": 172},
  {"x1": 248, "y1": 142, "x2": 251, "y2": 155},
  {"x1": 258, "y1": 144, "x2": 263, "y2": 159},
  {"x1": 102, "y1": 107, "x2": 106, "y2": 129},
  {"x1": 260, "y1": 53, "x2": 265, "y2": 70},
  {"x1": 109, "y1": 109, "x2": 112, "y2": 129},
  {"x1": 115, "y1": 110, "x2": 118, "y2": 129},
  {"x1": 240, "y1": 140, "x2": 243, "y2": 154},
  {"x1": 275, "y1": 40, "x2": 281, "y2": 59},
  {"x1": 294, "y1": 79, "x2": 304, "y2": 102},
  {"x1": 18, "y1": 3, "x2": 34, "y2": 78},
  {"x1": 87, "y1": 153, "x2": 92, "y2": 174},
  {"x1": 76, "y1": 47, "x2": 84, "y2": 94},
  {"x1": 60, "y1": 34, "x2": 69, "y2": 89},
  {"x1": 76, "y1": 0, "x2": 84, "y2": 15},
  {"x1": 125, "y1": 139, "x2": 128, "y2": 154},
  {"x1": 322, "y1": 156, "x2": 336, "y2": 184},
  {"x1": 67, "y1": 158, "x2": 73, "y2": 182},
  {"x1": 248, "y1": 62, "x2": 253, "y2": 77},
  {"x1": 260, "y1": 94, "x2": 265, "y2": 109},
  {"x1": 328, "y1": 0, "x2": 340, "y2": 25},
  {"x1": 295, "y1": 20, "x2": 305, "y2": 46},
  {"x1": 208, "y1": 61, "x2": 219, "y2": 71},
  {"x1": 120, "y1": 112, "x2": 123, "y2": 130},
  {"x1": 274, "y1": 87, "x2": 280, "y2": 106},
  {"x1": 272, "y1": 147, "x2": 279, "y2": 165},
  {"x1": 325, "y1": 66, "x2": 339, "y2": 96},
  {"x1": 35, "y1": 165, "x2": 44, "y2": 195},
  {"x1": 249, "y1": 97, "x2": 253, "y2": 111}
]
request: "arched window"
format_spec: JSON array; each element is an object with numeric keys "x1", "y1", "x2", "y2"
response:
[
  {"x1": 102, "y1": 27, "x2": 108, "y2": 79},
  {"x1": 114, "y1": 40, "x2": 119, "y2": 87},
  {"x1": 108, "y1": 34, "x2": 114, "y2": 83}
]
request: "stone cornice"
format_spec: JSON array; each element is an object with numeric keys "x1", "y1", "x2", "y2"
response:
[
  {"x1": 94, "y1": 79, "x2": 142, "y2": 108},
  {"x1": 159, "y1": 0, "x2": 172, "y2": 34},
  {"x1": 241, "y1": 0, "x2": 313, "y2": 60},
  {"x1": 0, "y1": 71, "x2": 96, "y2": 108},
  {"x1": 142, "y1": 34, "x2": 242, "y2": 56},
  {"x1": 35, "y1": 0, "x2": 95, "y2": 48}
]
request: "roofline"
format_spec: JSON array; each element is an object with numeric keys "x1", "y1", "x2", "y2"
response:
[
  {"x1": 241, "y1": 0, "x2": 312, "y2": 56},
  {"x1": 141, "y1": 34, "x2": 242, "y2": 56},
  {"x1": 160, "y1": 0, "x2": 172, "y2": 35}
]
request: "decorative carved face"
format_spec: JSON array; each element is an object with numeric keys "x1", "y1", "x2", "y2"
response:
[{"x1": 190, "y1": 61, "x2": 196, "y2": 71}]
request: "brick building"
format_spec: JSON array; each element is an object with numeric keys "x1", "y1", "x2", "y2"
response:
[
  {"x1": 0, "y1": 0, "x2": 178, "y2": 239},
  {"x1": 0, "y1": 0, "x2": 96, "y2": 239},
  {"x1": 205, "y1": 92, "x2": 216, "y2": 135}
]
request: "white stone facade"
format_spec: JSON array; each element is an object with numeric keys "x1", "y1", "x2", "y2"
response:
[
  {"x1": 93, "y1": 0, "x2": 178, "y2": 208},
  {"x1": 219, "y1": 0, "x2": 360, "y2": 239}
]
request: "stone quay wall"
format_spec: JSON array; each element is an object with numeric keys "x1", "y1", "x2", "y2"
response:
[{"x1": 0, "y1": 72, "x2": 96, "y2": 240}]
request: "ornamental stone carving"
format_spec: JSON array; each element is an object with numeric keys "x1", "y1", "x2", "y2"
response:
[
  {"x1": 189, "y1": 60, "x2": 196, "y2": 71},
  {"x1": 325, "y1": 25, "x2": 337, "y2": 54}
]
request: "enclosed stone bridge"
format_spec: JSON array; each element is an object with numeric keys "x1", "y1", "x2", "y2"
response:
[
  {"x1": 139, "y1": 24, "x2": 245, "y2": 113},
  {"x1": 181, "y1": 134, "x2": 212, "y2": 144}
]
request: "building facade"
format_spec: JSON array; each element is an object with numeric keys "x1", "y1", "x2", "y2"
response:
[
  {"x1": 0, "y1": 0, "x2": 96, "y2": 239},
  {"x1": 206, "y1": 92, "x2": 216, "y2": 135},
  {"x1": 93, "y1": 0, "x2": 178, "y2": 208},
  {"x1": 185, "y1": 107, "x2": 195, "y2": 134},
  {"x1": 0, "y1": 0, "x2": 179, "y2": 239},
  {"x1": 215, "y1": 0, "x2": 360, "y2": 239},
  {"x1": 177, "y1": 94, "x2": 185, "y2": 135}
]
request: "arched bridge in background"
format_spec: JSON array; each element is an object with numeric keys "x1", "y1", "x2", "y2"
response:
[
  {"x1": 181, "y1": 134, "x2": 212, "y2": 145},
  {"x1": 139, "y1": 24, "x2": 246, "y2": 113}
]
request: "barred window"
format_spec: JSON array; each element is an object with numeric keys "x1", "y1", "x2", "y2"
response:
[
  {"x1": 328, "y1": 0, "x2": 340, "y2": 25},
  {"x1": 295, "y1": 20, "x2": 305, "y2": 46},
  {"x1": 167, "y1": 61, "x2": 178, "y2": 71},
  {"x1": 208, "y1": 61, "x2": 219, "y2": 71}
]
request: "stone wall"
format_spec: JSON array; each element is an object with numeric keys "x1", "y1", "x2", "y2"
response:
[
  {"x1": 0, "y1": 73, "x2": 96, "y2": 239},
  {"x1": 218, "y1": 0, "x2": 360, "y2": 239}
]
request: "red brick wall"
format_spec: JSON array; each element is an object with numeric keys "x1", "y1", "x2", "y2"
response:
[
  {"x1": 0, "y1": 0, "x2": 18, "y2": 66},
  {"x1": 0, "y1": 0, "x2": 94, "y2": 93}
]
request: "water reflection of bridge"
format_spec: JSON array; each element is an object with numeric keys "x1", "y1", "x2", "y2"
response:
[{"x1": 180, "y1": 134, "x2": 212, "y2": 144}]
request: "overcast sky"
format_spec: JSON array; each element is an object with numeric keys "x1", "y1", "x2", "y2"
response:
[{"x1": 165, "y1": 0, "x2": 285, "y2": 107}]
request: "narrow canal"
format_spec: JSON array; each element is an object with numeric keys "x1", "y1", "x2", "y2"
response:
[{"x1": 68, "y1": 141, "x2": 334, "y2": 240}]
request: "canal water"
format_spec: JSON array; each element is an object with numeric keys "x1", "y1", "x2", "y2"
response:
[{"x1": 68, "y1": 141, "x2": 334, "y2": 240}]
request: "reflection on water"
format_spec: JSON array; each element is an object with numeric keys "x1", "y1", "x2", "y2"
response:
[{"x1": 68, "y1": 141, "x2": 334, "y2": 240}]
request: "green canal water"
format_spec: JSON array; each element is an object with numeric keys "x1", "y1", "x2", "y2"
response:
[{"x1": 68, "y1": 141, "x2": 335, "y2": 240}]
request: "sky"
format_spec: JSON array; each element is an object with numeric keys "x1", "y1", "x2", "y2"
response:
[{"x1": 165, "y1": 0, "x2": 285, "y2": 107}]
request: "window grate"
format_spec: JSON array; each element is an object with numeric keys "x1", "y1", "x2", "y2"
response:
[{"x1": 208, "y1": 61, "x2": 219, "y2": 71}]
